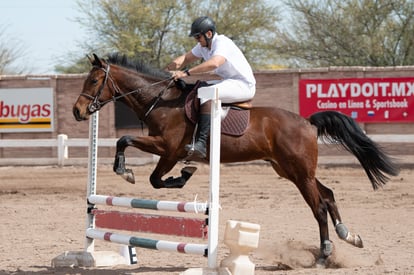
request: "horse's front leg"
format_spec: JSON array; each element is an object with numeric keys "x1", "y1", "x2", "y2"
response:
[
  {"x1": 149, "y1": 157, "x2": 197, "y2": 189},
  {"x1": 113, "y1": 135, "x2": 197, "y2": 188},
  {"x1": 113, "y1": 135, "x2": 166, "y2": 184}
]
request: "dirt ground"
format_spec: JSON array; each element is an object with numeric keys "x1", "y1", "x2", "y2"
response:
[{"x1": 1, "y1": 162, "x2": 413, "y2": 275}]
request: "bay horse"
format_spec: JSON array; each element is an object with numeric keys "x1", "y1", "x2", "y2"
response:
[{"x1": 73, "y1": 53, "x2": 399, "y2": 266}]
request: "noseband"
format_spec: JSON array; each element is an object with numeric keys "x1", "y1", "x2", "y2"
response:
[{"x1": 80, "y1": 64, "x2": 174, "y2": 117}]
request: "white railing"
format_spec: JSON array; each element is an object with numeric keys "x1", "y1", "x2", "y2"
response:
[
  {"x1": 0, "y1": 134, "x2": 413, "y2": 166},
  {"x1": 0, "y1": 134, "x2": 118, "y2": 166},
  {"x1": 318, "y1": 134, "x2": 414, "y2": 144}
]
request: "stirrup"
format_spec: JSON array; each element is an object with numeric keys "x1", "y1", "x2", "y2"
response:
[
  {"x1": 185, "y1": 144, "x2": 196, "y2": 156},
  {"x1": 185, "y1": 143, "x2": 206, "y2": 158}
]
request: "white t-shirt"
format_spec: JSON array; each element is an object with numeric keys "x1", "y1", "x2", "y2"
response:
[{"x1": 191, "y1": 34, "x2": 256, "y2": 87}]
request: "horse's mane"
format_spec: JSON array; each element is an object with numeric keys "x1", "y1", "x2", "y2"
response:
[{"x1": 106, "y1": 53, "x2": 172, "y2": 80}]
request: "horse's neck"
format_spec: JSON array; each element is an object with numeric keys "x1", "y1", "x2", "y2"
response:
[
  {"x1": 118, "y1": 75, "x2": 187, "y2": 136},
  {"x1": 113, "y1": 69, "x2": 169, "y2": 119}
]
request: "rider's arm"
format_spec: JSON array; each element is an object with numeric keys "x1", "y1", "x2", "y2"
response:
[
  {"x1": 172, "y1": 54, "x2": 226, "y2": 80},
  {"x1": 188, "y1": 55, "x2": 225, "y2": 75},
  {"x1": 166, "y1": 51, "x2": 199, "y2": 71}
]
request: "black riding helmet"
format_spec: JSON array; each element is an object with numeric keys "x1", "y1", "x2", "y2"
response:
[{"x1": 189, "y1": 16, "x2": 216, "y2": 37}]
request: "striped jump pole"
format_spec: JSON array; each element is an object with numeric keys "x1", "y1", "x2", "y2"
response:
[
  {"x1": 88, "y1": 194, "x2": 208, "y2": 214},
  {"x1": 86, "y1": 228, "x2": 208, "y2": 256}
]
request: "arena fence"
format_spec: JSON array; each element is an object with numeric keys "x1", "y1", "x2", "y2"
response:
[{"x1": 0, "y1": 134, "x2": 412, "y2": 166}]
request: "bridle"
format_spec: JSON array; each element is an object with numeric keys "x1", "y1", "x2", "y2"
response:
[{"x1": 80, "y1": 64, "x2": 174, "y2": 118}]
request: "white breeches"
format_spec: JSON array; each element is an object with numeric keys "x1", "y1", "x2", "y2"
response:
[{"x1": 199, "y1": 79, "x2": 256, "y2": 104}]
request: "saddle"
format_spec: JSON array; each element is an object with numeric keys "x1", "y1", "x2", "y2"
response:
[{"x1": 184, "y1": 81, "x2": 251, "y2": 136}]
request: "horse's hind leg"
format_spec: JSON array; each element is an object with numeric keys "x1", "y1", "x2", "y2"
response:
[
  {"x1": 316, "y1": 179, "x2": 363, "y2": 248},
  {"x1": 271, "y1": 161, "x2": 333, "y2": 265},
  {"x1": 295, "y1": 178, "x2": 333, "y2": 265}
]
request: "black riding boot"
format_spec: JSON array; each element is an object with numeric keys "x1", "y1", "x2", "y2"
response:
[{"x1": 185, "y1": 114, "x2": 210, "y2": 158}]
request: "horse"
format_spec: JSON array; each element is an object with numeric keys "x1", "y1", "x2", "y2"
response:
[{"x1": 73, "y1": 53, "x2": 399, "y2": 266}]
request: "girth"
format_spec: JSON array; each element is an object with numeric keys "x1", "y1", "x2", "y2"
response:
[{"x1": 223, "y1": 100, "x2": 252, "y2": 110}]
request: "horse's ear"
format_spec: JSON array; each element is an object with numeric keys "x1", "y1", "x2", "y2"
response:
[
  {"x1": 87, "y1": 54, "x2": 94, "y2": 64},
  {"x1": 88, "y1": 53, "x2": 103, "y2": 67}
]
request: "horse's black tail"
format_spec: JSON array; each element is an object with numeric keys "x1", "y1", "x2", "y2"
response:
[{"x1": 309, "y1": 111, "x2": 400, "y2": 189}]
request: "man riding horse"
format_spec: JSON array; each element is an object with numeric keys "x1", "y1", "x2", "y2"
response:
[
  {"x1": 166, "y1": 16, "x2": 256, "y2": 158},
  {"x1": 73, "y1": 16, "x2": 399, "y2": 266}
]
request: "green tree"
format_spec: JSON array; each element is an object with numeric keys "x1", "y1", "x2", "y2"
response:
[
  {"x1": 276, "y1": 0, "x2": 414, "y2": 67},
  {"x1": 76, "y1": 0, "x2": 186, "y2": 68},
  {"x1": 57, "y1": 0, "x2": 280, "y2": 73}
]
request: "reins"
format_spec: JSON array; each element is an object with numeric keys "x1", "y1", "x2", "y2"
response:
[
  {"x1": 80, "y1": 64, "x2": 175, "y2": 118},
  {"x1": 143, "y1": 81, "x2": 174, "y2": 118}
]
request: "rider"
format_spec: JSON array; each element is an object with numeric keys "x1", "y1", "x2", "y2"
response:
[{"x1": 167, "y1": 16, "x2": 256, "y2": 158}]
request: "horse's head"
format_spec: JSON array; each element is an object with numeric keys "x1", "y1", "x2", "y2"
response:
[
  {"x1": 73, "y1": 53, "x2": 186, "y2": 122},
  {"x1": 73, "y1": 53, "x2": 113, "y2": 121}
]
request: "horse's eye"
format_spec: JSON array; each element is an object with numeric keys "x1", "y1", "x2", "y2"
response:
[{"x1": 91, "y1": 79, "x2": 98, "y2": 85}]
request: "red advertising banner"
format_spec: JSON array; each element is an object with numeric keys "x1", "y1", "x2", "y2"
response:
[{"x1": 299, "y1": 78, "x2": 414, "y2": 122}]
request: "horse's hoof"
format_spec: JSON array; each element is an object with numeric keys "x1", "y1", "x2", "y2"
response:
[
  {"x1": 336, "y1": 222, "x2": 364, "y2": 248},
  {"x1": 315, "y1": 257, "x2": 327, "y2": 268},
  {"x1": 353, "y1": 234, "x2": 363, "y2": 248},
  {"x1": 164, "y1": 177, "x2": 186, "y2": 188},
  {"x1": 120, "y1": 169, "x2": 135, "y2": 184}
]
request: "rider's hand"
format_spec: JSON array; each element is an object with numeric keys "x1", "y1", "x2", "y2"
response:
[{"x1": 172, "y1": 70, "x2": 188, "y2": 81}]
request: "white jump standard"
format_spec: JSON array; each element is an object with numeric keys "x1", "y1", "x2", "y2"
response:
[{"x1": 52, "y1": 87, "x2": 260, "y2": 274}]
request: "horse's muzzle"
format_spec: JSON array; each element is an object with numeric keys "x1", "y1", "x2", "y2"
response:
[{"x1": 73, "y1": 107, "x2": 87, "y2": 121}]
